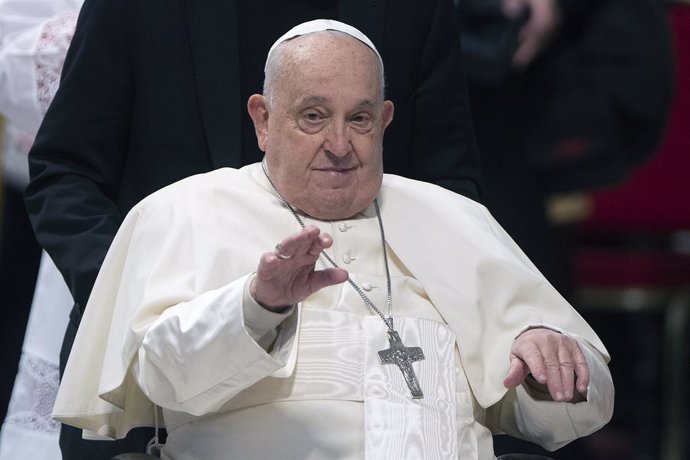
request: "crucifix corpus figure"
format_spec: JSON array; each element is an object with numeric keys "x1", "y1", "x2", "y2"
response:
[{"x1": 379, "y1": 329, "x2": 425, "y2": 398}]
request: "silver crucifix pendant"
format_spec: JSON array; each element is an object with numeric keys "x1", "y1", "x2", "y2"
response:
[{"x1": 378, "y1": 329, "x2": 425, "y2": 399}]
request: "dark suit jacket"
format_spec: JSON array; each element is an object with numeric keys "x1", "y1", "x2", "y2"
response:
[{"x1": 26, "y1": 0, "x2": 481, "y2": 319}]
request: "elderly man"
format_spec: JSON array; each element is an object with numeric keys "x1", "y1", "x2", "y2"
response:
[{"x1": 53, "y1": 20, "x2": 613, "y2": 459}]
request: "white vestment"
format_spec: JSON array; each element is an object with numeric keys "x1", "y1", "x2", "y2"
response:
[{"x1": 53, "y1": 163, "x2": 614, "y2": 459}]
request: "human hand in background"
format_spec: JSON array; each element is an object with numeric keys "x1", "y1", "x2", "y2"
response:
[{"x1": 503, "y1": 0, "x2": 561, "y2": 69}]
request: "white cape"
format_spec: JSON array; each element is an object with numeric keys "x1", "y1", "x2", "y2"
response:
[{"x1": 53, "y1": 163, "x2": 609, "y2": 438}]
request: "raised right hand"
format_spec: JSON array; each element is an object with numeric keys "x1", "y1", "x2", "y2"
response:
[{"x1": 250, "y1": 225, "x2": 349, "y2": 311}]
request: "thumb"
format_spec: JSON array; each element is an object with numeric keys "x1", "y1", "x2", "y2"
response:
[
  {"x1": 503, "y1": 355, "x2": 530, "y2": 388},
  {"x1": 308, "y1": 267, "x2": 349, "y2": 293}
]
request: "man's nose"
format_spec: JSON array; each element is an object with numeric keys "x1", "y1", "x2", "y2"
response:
[{"x1": 323, "y1": 122, "x2": 352, "y2": 157}]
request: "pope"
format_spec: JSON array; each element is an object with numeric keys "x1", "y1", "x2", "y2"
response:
[{"x1": 53, "y1": 19, "x2": 613, "y2": 460}]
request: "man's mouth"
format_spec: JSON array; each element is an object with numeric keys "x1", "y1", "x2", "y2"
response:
[{"x1": 314, "y1": 166, "x2": 356, "y2": 174}]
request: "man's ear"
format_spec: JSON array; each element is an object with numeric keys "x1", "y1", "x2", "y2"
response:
[
  {"x1": 382, "y1": 100, "x2": 395, "y2": 131},
  {"x1": 247, "y1": 94, "x2": 269, "y2": 152}
]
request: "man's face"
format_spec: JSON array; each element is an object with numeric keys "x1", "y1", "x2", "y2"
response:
[{"x1": 249, "y1": 33, "x2": 394, "y2": 220}]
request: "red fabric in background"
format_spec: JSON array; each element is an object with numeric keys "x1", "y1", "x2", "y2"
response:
[
  {"x1": 576, "y1": 5, "x2": 690, "y2": 287},
  {"x1": 585, "y1": 5, "x2": 690, "y2": 232},
  {"x1": 576, "y1": 249, "x2": 690, "y2": 286}
]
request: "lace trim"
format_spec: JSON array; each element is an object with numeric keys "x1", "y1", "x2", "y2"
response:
[
  {"x1": 35, "y1": 12, "x2": 78, "y2": 115},
  {"x1": 4, "y1": 352, "x2": 61, "y2": 433}
]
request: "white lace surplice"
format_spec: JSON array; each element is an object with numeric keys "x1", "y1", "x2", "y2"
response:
[{"x1": 0, "y1": 255, "x2": 72, "y2": 460}]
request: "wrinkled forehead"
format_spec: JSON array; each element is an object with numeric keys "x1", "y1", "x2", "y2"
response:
[{"x1": 264, "y1": 19, "x2": 384, "y2": 74}]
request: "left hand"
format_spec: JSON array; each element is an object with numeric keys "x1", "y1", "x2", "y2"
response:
[{"x1": 503, "y1": 328, "x2": 589, "y2": 402}]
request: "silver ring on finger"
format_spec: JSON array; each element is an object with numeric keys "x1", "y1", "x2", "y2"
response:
[{"x1": 274, "y1": 243, "x2": 292, "y2": 260}]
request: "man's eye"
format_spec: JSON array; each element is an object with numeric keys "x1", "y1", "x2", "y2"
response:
[
  {"x1": 350, "y1": 113, "x2": 373, "y2": 131},
  {"x1": 297, "y1": 111, "x2": 326, "y2": 133},
  {"x1": 303, "y1": 112, "x2": 323, "y2": 122}
]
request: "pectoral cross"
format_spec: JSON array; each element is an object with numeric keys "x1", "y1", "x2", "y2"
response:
[{"x1": 378, "y1": 329, "x2": 425, "y2": 399}]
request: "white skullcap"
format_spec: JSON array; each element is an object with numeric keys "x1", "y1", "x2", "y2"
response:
[{"x1": 264, "y1": 19, "x2": 383, "y2": 72}]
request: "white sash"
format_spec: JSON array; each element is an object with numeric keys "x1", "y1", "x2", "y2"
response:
[
  {"x1": 363, "y1": 316, "x2": 457, "y2": 459},
  {"x1": 162, "y1": 310, "x2": 458, "y2": 459}
]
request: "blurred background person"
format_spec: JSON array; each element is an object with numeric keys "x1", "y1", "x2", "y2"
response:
[
  {"x1": 456, "y1": 0, "x2": 674, "y2": 458},
  {"x1": 458, "y1": 0, "x2": 673, "y2": 298},
  {"x1": 0, "y1": 1, "x2": 81, "y2": 458},
  {"x1": 571, "y1": 2, "x2": 690, "y2": 459}
]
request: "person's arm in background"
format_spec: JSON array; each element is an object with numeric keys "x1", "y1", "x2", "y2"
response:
[
  {"x1": 503, "y1": 0, "x2": 597, "y2": 69},
  {"x1": 409, "y1": 0, "x2": 483, "y2": 201},
  {"x1": 510, "y1": 0, "x2": 673, "y2": 188},
  {"x1": 24, "y1": 0, "x2": 132, "y2": 315}
]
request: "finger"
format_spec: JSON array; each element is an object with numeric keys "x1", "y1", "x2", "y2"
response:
[
  {"x1": 259, "y1": 235, "x2": 316, "y2": 279},
  {"x1": 293, "y1": 226, "x2": 324, "y2": 259},
  {"x1": 573, "y1": 345, "x2": 590, "y2": 394},
  {"x1": 308, "y1": 267, "x2": 349, "y2": 293},
  {"x1": 503, "y1": 355, "x2": 531, "y2": 388},
  {"x1": 512, "y1": 38, "x2": 538, "y2": 69},
  {"x1": 515, "y1": 340, "x2": 548, "y2": 386},
  {"x1": 317, "y1": 231, "x2": 334, "y2": 249},
  {"x1": 276, "y1": 226, "x2": 321, "y2": 260},
  {"x1": 517, "y1": 338, "x2": 568, "y2": 400},
  {"x1": 558, "y1": 345, "x2": 576, "y2": 401},
  {"x1": 259, "y1": 249, "x2": 285, "y2": 273},
  {"x1": 306, "y1": 232, "x2": 333, "y2": 257},
  {"x1": 513, "y1": 20, "x2": 542, "y2": 69},
  {"x1": 533, "y1": 333, "x2": 581, "y2": 401},
  {"x1": 512, "y1": 0, "x2": 560, "y2": 69}
]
